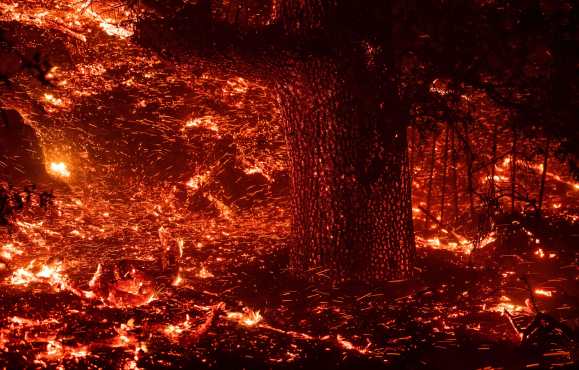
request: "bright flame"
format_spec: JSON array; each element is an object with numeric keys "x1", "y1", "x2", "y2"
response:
[
  {"x1": 184, "y1": 116, "x2": 219, "y2": 132},
  {"x1": 488, "y1": 296, "x2": 529, "y2": 314},
  {"x1": 1, "y1": 243, "x2": 23, "y2": 261},
  {"x1": 89, "y1": 264, "x2": 102, "y2": 288},
  {"x1": 172, "y1": 270, "x2": 183, "y2": 286},
  {"x1": 534, "y1": 289, "x2": 553, "y2": 297},
  {"x1": 226, "y1": 308, "x2": 262, "y2": 327},
  {"x1": 186, "y1": 172, "x2": 210, "y2": 190},
  {"x1": 43, "y1": 93, "x2": 64, "y2": 107},
  {"x1": 49, "y1": 162, "x2": 71, "y2": 177},
  {"x1": 196, "y1": 265, "x2": 214, "y2": 279}
]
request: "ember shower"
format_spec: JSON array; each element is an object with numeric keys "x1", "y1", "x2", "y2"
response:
[{"x1": 0, "y1": 1, "x2": 577, "y2": 369}]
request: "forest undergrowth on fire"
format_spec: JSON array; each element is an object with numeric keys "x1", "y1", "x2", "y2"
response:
[{"x1": 0, "y1": 1, "x2": 577, "y2": 369}]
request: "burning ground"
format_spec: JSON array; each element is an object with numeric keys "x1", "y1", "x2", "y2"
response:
[{"x1": 0, "y1": 1, "x2": 578, "y2": 369}]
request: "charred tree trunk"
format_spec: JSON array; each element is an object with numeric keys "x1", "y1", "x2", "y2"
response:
[{"x1": 276, "y1": 53, "x2": 415, "y2": 282}]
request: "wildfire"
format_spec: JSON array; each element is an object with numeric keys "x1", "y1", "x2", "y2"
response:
[
  {"x1": 80, "y1": 5, "x2": 134, "y2": 39},
  {"x1": 49, "y1": 162, "x2": 71, "y2": 178}
]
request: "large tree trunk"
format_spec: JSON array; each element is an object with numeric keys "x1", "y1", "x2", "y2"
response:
[{"x1": 275, "y1": 53, "x2": 415, "y2": 283}]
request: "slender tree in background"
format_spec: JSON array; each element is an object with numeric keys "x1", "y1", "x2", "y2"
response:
[
  {"x1": 510, "y1": 119, "x2": 518, "y2": 213},
  {"x1": 451, "y1": 127, "x2": 459, "y2": 221},
  {"x1": 425, "y1": 132, "x2": 438, "y2": 230},
  {"x1": 439, "y1": 123, "x2": 449, "y2": 224},
  {"x1": 463, "y1": 117, "x2": 475, "y2": 219},
  {"x1": 537, "y1": 138, "x2": 550, "y2": 216},
  {"x1": 489, "y1": 120, "x2": 498, "y2": 216}
]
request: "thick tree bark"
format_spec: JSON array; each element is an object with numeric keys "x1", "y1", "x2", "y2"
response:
[{"x1": 276, "y1": 54, "x2": 415, "y2": 282}]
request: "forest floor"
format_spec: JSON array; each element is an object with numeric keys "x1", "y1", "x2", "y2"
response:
[{"x1": 0, "y1": 199, "x2": 577, "y2": 369}]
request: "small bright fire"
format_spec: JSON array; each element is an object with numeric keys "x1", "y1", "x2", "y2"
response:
[{"x1": 48, "y1": 162, "x2": 71, "y2": 178}]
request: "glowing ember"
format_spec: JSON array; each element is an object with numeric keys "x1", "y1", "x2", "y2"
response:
[
  {"x1": 164, "y1": 314, "x2": 191, "y2": 338},
  {"x1": 88, "y1": 263, "x2": 102, "y2": 288}
]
